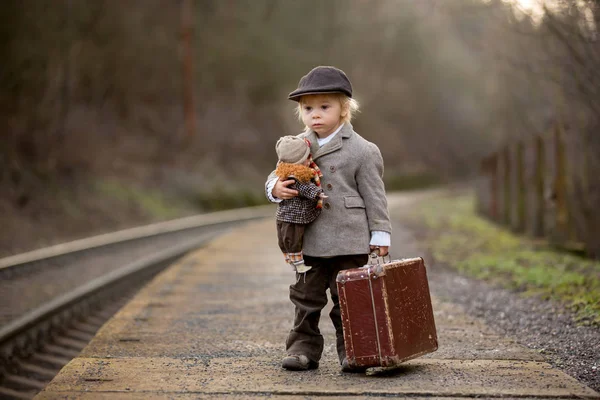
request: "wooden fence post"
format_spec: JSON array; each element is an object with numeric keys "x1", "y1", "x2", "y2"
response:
[
  {"x1": 543, "y1": 130, "x2": 556, "y2": 241},
  {"x1": 495, "y1": 147, "x2": 509, "y2": 224},
  {"x1": 501, "y1": 146, "x2": 511, "y2": 225},
  {"x1": 477, "y1": 154, "x2": 498, "y2": 220},
  {"x1": 495, "y1": 149, "x2": 504, "y2": 223},
  {"x1": 562, "y1": 124, "x2": 593, "y2": 255},
  {"x1": 544, "y1": 125, "x2": 573, "y2": 247},
  {"x1": 476, "y1": 158, "x2": 488, "y2": 217},
  {"x1": 524, "y1": 136, "x2": 545, "y2": 237},
  {"x1": 509, "y1": 142, "x2": 525, "y2": 232},
  {"x1": 490, "y1": 153, "x2": 498, "y2": 220},
  {"x1": 583, "y1": 129, "x2": 600, "y2": 258},
  {"x1": 478, "y1": 124, "x2": 598, "y2": 259}
]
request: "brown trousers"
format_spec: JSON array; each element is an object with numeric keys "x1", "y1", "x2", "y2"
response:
[
  {"x1": 286, "y1": 254, "x2": 368, "y2": 364},
  {"x1": 276, "y1": 221, "x2": 305, "y2": 254}
]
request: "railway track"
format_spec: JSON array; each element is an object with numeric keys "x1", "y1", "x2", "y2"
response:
[{"x1": 0, "y1": 205, "x2": 273, "y2": 399}]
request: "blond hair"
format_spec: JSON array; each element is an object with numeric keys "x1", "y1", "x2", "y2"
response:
[{"x1": 295, "y1": 93, "x2": 360, "y2": 125}]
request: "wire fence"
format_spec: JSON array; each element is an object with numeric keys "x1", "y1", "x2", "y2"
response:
[{"x1": 476, "y1": 123, "x2": 599, "y2": 259}]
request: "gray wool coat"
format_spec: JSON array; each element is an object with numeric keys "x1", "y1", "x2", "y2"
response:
[{"x1": 266, "y1": 123, "x2": 391, "y2": 257}]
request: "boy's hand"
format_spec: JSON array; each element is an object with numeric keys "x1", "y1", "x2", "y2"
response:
[
  {"x1": 370, "y1": 245, "x2": 389, "y2": 257},
  {"x1": 273, "y1": 179, "x2": 298, "y2": 200}
]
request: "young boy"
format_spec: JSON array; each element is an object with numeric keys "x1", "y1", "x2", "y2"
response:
[
  {"x1": 274, "y1": 135, "x2": 327, "y2": 274},
  {"x1": 265, "y1": 66, "x2": 392, "y2": 372}
]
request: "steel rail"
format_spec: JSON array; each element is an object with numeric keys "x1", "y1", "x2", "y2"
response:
[
  {"x1": 0, "y1": 204, "x2": 274, "y2": 271},
  {"x1": 0, "y1": 235, "x2": 208, "y2": 346}
]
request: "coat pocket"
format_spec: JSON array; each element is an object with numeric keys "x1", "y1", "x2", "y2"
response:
[{"x1": 344, "y1": 195, "x2": 366, "y2": 209}]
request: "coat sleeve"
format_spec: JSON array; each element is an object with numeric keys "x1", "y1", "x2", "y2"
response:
[
  {"x1": 265, "y1": 170, "x2": 280, "y2": 203},
  {"x1": 355, "y1": 142, "x2": 392, "y2": 234},
  {"x1": 294, "y1": 181, "x2": 323, "y2": 200}
]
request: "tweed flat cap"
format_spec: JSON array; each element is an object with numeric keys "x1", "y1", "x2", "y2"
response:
[
  {"x1": 276, "y1": 136, "x2": 310, "y2": 164},
  {"x1": 288, "y1": 66, "x2": 353, "y2": 101}
]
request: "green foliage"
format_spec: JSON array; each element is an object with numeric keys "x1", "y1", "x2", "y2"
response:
[{"x1": 410, "y1": 193, "x2": 600, "y2": 326}]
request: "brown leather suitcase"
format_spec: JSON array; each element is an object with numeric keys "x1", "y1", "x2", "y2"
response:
[{"x1": 336, "y1": 257, "x2": 438, "y2": 369}]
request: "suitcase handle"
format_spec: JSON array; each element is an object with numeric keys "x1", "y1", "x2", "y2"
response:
[{"x1": 367, "y1": 248, "x2": 391, "y2": 265}]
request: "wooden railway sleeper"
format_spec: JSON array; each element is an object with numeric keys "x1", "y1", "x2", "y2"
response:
[
  {"x1": 3, "y1": 374, "x2": 46, "y2": 390},
  {"x1": 63, "y1": 329, "x2": 94, "y2": 342},
  {"x1": 52, "y1": 336, "x2": 87, "y2": 350},
  {"x1": 72, "y1": 321, "x2": 101, "y2": 335},
  {"x1": 42, "y1": 343, "x2": 80, "y2": 359},
  {"x1": 86, "y1": 315, "x2": 108, "y2": 326},
  {"x1": 0, "y1": 385, "x2": 35, "y2": 400},
  {"x1": 15, "y1": 362, "x2": 58, "y2": 379},
  {"x1": 30, "y1": 352, "x2": 71, "y2": 367}
]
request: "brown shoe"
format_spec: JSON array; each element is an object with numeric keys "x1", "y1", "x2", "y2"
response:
[
  {"x1": 282, "y1": 355, "x2": 319, "y2": 371},
  {"x1": 341, "y1": 357, "x2": 368, "y2": 373}
]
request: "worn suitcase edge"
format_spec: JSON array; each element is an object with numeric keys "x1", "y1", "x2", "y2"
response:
[
  {"x1": 374, "y1": 348, "x2": 440, "y2": 371},
  {"x1": 336, "y1": 257, "x2": 424, "y2": 283},
  {"x1": 343, "y1": 270, "x2": 394, "y2": 369},
  {"x1": 337, "y1": 284, "x2": 354, "y2": 365},
  {"x1": 353, "y1": 346, "x2": 438, "y2": 369},
  {"x1": 379, "y1": 259, "x2": 438, "y2": 367}
]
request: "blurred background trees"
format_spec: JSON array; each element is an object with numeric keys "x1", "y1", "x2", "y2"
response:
[{"x1": 1, "y1": 0, "x2": 598, "y2": 252}]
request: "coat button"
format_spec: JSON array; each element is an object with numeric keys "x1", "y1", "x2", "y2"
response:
[
  {"x1": 326, "y1": 183, "x2": 333, "y2": 190},
  {"x1": 329, "y1": 166, "x2": 336, "y2": 172},
  {"x1": 324, "y1": 203, "x2": 331, "y2": 210}
]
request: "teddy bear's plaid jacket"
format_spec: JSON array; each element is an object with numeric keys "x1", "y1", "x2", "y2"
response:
[{"x1": 276, "y1": 180, "x2": 322, "y2": 224}]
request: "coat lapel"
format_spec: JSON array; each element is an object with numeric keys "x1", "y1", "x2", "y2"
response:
[
  {"x1": 312, "y1": 123, "x2": 353, "y2": 161},
  {"x1": 304, "y1": 130, "x2": 320, "y2": 156}
]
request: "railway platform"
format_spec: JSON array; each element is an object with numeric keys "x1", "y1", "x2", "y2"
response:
[{"x1": 37, "y1": 196, "x2": 599, "y2": 399}]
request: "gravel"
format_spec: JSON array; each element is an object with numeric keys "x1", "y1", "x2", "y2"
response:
[
  {"x1": 391, "y1": 203, "x2": 600, "y2": 393},
  {"x1": 427, "y1": 263, "x2": 600, "y2": 392}
]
